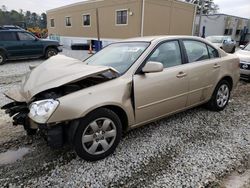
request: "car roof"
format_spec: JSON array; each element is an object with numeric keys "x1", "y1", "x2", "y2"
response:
[
  {"x1": 121, "y1": 35, "x2": 227, "y2": 56},
  {"x1": 206, "y1": 35, "x2": 231, "y2": 38},
  {"x1": 0, "y1": 29, "x2": 26, "y2": 32},
  {"x1": 123, "y1": 35, "x2": 207, "y2": 43}
]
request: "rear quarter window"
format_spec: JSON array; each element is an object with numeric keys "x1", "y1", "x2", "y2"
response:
[
  {"x1": 0, "y1": 32, "x2": 17, "y2": 41},
  {"x1": 17, "y1": 32, "x2": 35, "y2": 41}
]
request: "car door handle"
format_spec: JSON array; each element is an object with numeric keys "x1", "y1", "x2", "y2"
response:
[
  {"x1": 213, "y1": 64, "x2": 221, "y2": 69},
  {"x1": 176, "y1": 72, "x2": 187, "y2": 78}
]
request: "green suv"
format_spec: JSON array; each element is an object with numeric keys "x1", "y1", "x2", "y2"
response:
[{"x1": 0, "y1": 29, "x2": 62, "y2": 65}]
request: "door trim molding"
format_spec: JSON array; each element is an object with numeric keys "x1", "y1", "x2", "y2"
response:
[{"x1": 137, "y1": 85, "x2": 213, "y2": 110}]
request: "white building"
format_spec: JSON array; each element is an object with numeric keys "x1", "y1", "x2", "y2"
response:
[{"x1": 195, "y1": 14, "x2": 249, "y2": 44}]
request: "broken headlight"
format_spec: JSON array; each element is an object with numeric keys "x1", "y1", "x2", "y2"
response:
[{"x1": 29, "y1": 99, "x2": 59, "y2": 124}]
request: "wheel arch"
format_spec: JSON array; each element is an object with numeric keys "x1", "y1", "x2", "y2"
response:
[
  {"x1": 218, "y1": 75, "x2": 233, "y2": 90},
  {"x1": 102, "y1": 105, "x2": 129, "y2": 132},
  {"x1": 79, "y1": 103, "x2": 129, "y2": 132},
  {"x1": 68, "y1": 105, "x2": 129, "y2": 146},
  {"x1": 44, "y1": 45, "x2": 59, "y2": 54},
  {"x1": 68, "y1": 105, "x2": 128, "y2": 142},
  {"x1": 206, "y1": 75, "x2": 233, "y2": 111},
  {"x1": 0, "y1": 48, "x2": 8, "y2": 58}
]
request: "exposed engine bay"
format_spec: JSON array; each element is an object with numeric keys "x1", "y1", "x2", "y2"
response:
[{"x1": 34, "y1": 71, "x2": 118, "y2": 100}]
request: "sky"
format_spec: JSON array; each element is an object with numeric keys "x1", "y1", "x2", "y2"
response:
[
  {"x1": 1, "y1": 0, "x2": 250, "y2": 18},
  {"x1": 0, "y1": 0, "x2": 84, "y2": 13},
  {"x1": 213, "y1": 0, "x2": 250, "y2": 18}
]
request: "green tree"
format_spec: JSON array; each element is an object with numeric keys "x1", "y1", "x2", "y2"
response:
[
  {"x1": 0, "y1": 6, "x2": 47, "y2": 29},
  {"x1": 30, "y1": 12, "x2": 38, "y2": 27},
  {"x1": 10, "y1": 10, "x2": 24, "y2": 24},
  {"x1": 185, "y1": 0, "x2": 219, "y2": 14},
  {"x1": 25, "y1": 11, "x2": 31, "y2": 27},
  {"x1": 1, "y1": 5, "x2": 7, "y2": 11},
  {"x1": 40, "y1": 13, "x2": 47, "y2": 29}
]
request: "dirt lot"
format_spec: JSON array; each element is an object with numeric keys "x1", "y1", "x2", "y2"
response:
[{"x1": 0, "y1": 51, "x2": 249, "y2": 187}]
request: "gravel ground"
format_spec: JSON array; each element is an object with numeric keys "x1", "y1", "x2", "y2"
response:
[{"x1": 0, "y1": 50, "x2": 249, "y2": 187}]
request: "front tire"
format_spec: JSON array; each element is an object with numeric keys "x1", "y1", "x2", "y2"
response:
[
  {"x1": 74, "y1": 108, "x2": 122, "y2": 161},
  {"x1": 0, "y1": 51, "x2": 6, "y2": 65},
  {"x1": 231, "y1": 46, "x2": 236, "y2": 53},
  {"x1": 206, "y1": 80, "x2": 231, "y2": 111},
  {"x1": 45, "y1": 47, "x2": 58, "y2": 59}
]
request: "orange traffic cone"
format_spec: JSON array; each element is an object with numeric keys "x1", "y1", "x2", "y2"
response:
[{"x1": 88, "y1": 44, "x2": 93, "y2": 54}]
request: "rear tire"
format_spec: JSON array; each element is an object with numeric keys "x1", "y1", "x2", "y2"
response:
[
  {"x1": 74, "y1": 108, "x2": 122, "y2": 161},
  {"x1": 231, "y1": 47, "x2": 236, "y2": 53},
  {"x1": 45, "y1": 47, "x2": 58, "y2": 59},
  {"x1": 0, "y1": 51, "x2": 6, "y2": 65},
  {"x1": 206, "y1": 80, "x2": 231, "y2": 111}
]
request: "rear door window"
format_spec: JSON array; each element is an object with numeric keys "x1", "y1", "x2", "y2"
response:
[
  {"x1": 0, "y1": 32, "x2": 17, "y2": 41},
  {"x1": 183, "y1": 40, "x2": 209, "y2": 63},
  {"x1": 17, "y1": 32, "x2": 35, "y2": 41}
]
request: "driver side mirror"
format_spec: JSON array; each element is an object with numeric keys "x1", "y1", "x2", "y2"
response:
[{"x1": 142, "y1": 61, "x2": 164, "y2": 73}]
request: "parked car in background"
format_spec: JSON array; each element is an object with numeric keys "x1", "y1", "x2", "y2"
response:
[
  {"x1": 235, "y1": 43, "x2": 250, "y2": 80},
  {"x1": 0, "y1": 29, "x2": 62, "y2": 65},
  {"x1": 206, "y1": 36, "x2": 236, "y2": 53},
  {"x1": 2, "y1": 36, "x2": 240, "y2": 161}
]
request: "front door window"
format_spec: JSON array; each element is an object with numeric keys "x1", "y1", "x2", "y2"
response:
[{"x1": 147, "y1": 41, "x2": 182, "y2": 68}]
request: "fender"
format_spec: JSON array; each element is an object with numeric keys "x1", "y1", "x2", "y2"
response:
[
  {"x1": 43, "y1": 45, "x2": 59, "y2": 54},
  {"x1": 0, "y1": 48, "x2": 9, "y2": 58}
]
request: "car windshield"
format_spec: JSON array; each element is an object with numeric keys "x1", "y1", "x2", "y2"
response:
[
  {"x1": 243, "y1": 43, "x2": 250, "y2": 51},
  {"x1": 85, "y1": 42, "x2": 150, "y2": 74},
  {"x1": 206, "y1": 36, "x2": 230, "y2": 43}
]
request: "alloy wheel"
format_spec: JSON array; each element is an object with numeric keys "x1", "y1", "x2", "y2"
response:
[
  {"x1": 81, "y1": 118, "x2": 117, "y2": 155},
  {"x1": 47, "y1": 50, "x2": 57, "y2": 58},
  {"x1": 216, "y1": 84, "x2": 229, "y2": 108}
]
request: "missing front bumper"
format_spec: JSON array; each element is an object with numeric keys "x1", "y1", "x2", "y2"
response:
[
  {"x1": 1, "y1": 102, "x2": 67, "y2": 148},
  {"x1": 1, "y1": 101, "x2": 30, "y2": 126},
  {"x1": 1, "y1": 101, "x2": 39, "y2": 135}
]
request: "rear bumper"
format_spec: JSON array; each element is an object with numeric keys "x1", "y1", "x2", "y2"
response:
[
  {"x1": 240, "y1": 69, "x2": 250, "y2": 80},
  {"x1": 240, "y1": 69, "x2": 250, "y2": 75},
  {"x1": 240, "y1": 74, "x2": 250, "y2": 80}
]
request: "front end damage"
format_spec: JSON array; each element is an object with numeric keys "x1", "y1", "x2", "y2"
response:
[
  {"x1": 1, "y1": 58, "x2": 120, "y2": 148},
  {"x1": 1, "y1": 101, "x2": 32, "y2": 132},
  {"x1": 1, "y1": 101, "x2": 66, "y2": 148}
]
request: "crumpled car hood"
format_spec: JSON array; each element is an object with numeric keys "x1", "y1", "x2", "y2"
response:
[{"x1": 5, "y1": 55, "x2": 118, "y2": 102}]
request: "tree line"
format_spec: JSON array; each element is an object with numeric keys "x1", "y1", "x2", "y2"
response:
[
  {"x1": 0, "y1": 5, "x2": 47, "y2": 29},
  {"x1": 185, "y1": 0, "x2": 219, "y2": 14}
]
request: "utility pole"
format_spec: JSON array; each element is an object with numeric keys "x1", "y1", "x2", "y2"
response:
[
  {"x1": 198, "y1": 0, "x2": 205, "y2": 37},
  {"x1": 140, "y1": 0, "x2": 145, "y2": 37},
  {"x1": 96, "y1": 8, "x2": 100, "y2": 42}
]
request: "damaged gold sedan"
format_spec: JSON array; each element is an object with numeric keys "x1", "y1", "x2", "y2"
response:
[{"x1": 2, "y1": 36, "x2": 240, "y2": 161}]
